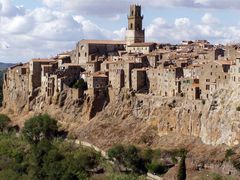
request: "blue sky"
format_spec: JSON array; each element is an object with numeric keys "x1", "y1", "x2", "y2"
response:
[{"x1": 1, "y1": 0, "x2": 240, "y2": 63}]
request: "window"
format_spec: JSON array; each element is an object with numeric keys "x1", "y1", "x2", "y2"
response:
[
  {"x1": 210, "y1": 72, "x2": 213, "y2": 76},
  {"x1": 130, "y1": 23, "x2": 133, "y2": 29},
  {"x1": 206, "y1": 85, "x2": 210, "y2": 90},
  {"x1": 206, "y1": 79, "x2": 210, "y2": 82}
]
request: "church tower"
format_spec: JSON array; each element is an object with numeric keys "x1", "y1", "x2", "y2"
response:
[{"x1": 125, "y1": 5, "x2": 145, "y2": 45}]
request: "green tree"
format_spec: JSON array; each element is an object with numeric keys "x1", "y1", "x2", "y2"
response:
[
  {"x1": 0, "y1": 114, "x2": 10, "y2": 132},
  {"x1": 178, "y1": 155, "x2": 186, "y2": 180},
  {"x1": 108, "y1": 144, "x2": 125, "y2": 164},
  {"x1": 22, "y1": 114, "x2": 58, "y2": 144},
  {"x1": 124, "y1": 145, "x2": 146, "y2": 173},
  {"x1": 73, "y1": 78, "x2": 88, "y2": 90}
]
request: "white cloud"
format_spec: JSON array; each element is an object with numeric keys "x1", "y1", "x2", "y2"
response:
[
  {"x1": 0, "y1": 0, "x2": 126, "y2": 63},
  {"x1": 175, "y1": 18, "x2": 191, "y2": 28},
  {"x1": 202, "y1": 13, "x2": 219, "y2": 25},
  {"x1": 2, "y1": 0, "x2": 240, "y2": 63},
  {"x1": 0, "y1": 0, "x2": 25, "y2": 17}
]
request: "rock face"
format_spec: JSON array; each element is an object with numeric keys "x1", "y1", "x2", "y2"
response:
[{"x1": 3, "y1": 80, "x2": 240, "y2": 147}]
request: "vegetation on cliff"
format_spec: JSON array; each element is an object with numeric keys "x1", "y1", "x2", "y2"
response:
[
  {"x1": 0, "y1": 114, "x2": 104, "y2": 179},
  {"x1": 107, "y1": 144, "x2": 186, "y2": 176},
  {"x1": 0, "y1": 114, "x2": 152, "y2": 180}
]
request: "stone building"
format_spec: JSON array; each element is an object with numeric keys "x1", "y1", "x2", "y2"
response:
[
  {"x1": 199, "y1": 61, "x2": 231, "y2": 99},
  {"x1": 125, "y1": 5, "x2": 145, "y2": 45},
  {"x1": 126, "y1": 42, "x2": 156, "y2": 54},
  {"x1": 3, "y1": 63, "x2": 30, "y2": 111},
  {"x1": 179, "y1": 78, "x2": 200, "y2": 100},
  {"x1": 131, "y1": 68, "x2": 147, "y2": 92},
  {"x1": 75, "y1": 40, "x2": 125, "y2": 66},
  {"x1": 147, "y1": 66, "x2": 183, "y2": 97},
  {"x1": 29, "y1": 59, "x2": 56, "y2": 97},
  {"x1": 87, "y1": 73, "x2": 108, "y2": 89},
  {"x1": 229, "y1": 58, "x2": 240, "y2": 91}
]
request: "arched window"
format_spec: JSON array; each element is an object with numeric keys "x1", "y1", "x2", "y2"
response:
[
  {"x1": 131, "y1": 10, "x2": 134, "y2": 16},
  {"x1": 130, "y1": 23, "x2": 133, "y2": 29}
]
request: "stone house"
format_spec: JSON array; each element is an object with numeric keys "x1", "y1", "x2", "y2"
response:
[
  {"x1": 179, "y1": 78, "x2": 200, "y2": 100},
  {"x1": 87, "y1": 73, "x2": 108, "y2": 89},
  {"x1": 29, "y1": 59, "x2": 56, "y2": 97},
  {"x1": 126, "y1": 42, "x2": 156, "y2": 54},
  {"x1": 199, "y1": 60, "x2": 231, "y2": 99},
  {"x1": 131, "y1": 68, "x2": 147, "y2": 92},
  {"x1": 75, "y1": 40, "x2": 126, "y2": 66},
  {"x1": 229, "y1": 58, "x2": 240, "y2": 91},
  {"x1": 147, "y1": 66, "x2": 183, "y2": 97},
  {"x1": 3, "y1": 63, "x2": 30, "y2": 111}
]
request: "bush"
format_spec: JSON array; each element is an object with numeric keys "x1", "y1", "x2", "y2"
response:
[
  {"x1": 0, "y1": 114, "x2": 11, "y2": 132},
  {"x1": 147, "y1": 162, "x2": 168, "y2": 175},
  {"x1": 225, "y1": 149, "x2": 235, "y2": 160},
  {"x1": 22, "y1": 114, "x2": 58, "y2": 144},
  {"x1": 72, "y1": 78, "x2": 88, "y2": 90},
  {"x1": 108, "y1": 144, "x2": 125, "y2": 163},
  {"x1": 108, "y1": 145, "x2": 146, "y2": 173},
  {"x1": 236, "y1": 106, "x2": 240, "y2": 111}
]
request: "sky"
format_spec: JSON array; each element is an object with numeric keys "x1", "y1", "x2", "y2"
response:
[{"x1": 1, "y1": 0, "x2": 240, "y2": 63}]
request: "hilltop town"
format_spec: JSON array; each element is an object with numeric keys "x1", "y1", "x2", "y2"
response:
[
  {"x1": 3, "y1": 4, "x2": 240, "y2": 178},
  {"x1": 4, "y1": 5, "x2": 240, "y2": 111}
]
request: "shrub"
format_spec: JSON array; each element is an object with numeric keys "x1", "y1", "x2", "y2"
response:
[
  {"x1": 72, "y1": 79, "x2": 88, "y2": 90},
  {"x1": 0, "y1": 114, "x2": 11, "y2": 132},
  {"x1": 147, "y1": 162, "x2": 168, "y2": 175},
  {"x1": 22, "y1": 114, "x2": 58, "y2": 144},
  {"x1": 108, "y1": 144, "x2": 125, "y2": 163},
  {"x1": 108, "y1": 145, "x2": 147, "y2": 173},
  {"x1": 236, "y1": 106, "x2": 240, "y2": 111},
  {"x1": 225, "y1": 149, "x2": 235, "y2": 160}
]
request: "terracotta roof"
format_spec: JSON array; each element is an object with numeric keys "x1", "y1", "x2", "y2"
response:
[
  {"x1": 215, "y1": 60, "x2": 232, "y2": 65},
  {"x1": 61, "y1": 63, "x2": 81, "y2": 67},
  {"x1": 9, "y1": 63, "x2": 23, "y2": 69},
  {"x1": 31, "y1": 58, "x2": 56, "y2": 63},
  {"x1": 128, "y1": 42, "x2": 156, "y2": 47},
  {"x1": 41, "y1": 64, "x2": 52, "y2": 67},
  {"x1": 91, "y1": 72, "x2": 108, "y2": 78},
  {"x1": 132, "y1": 68, "x2": 147, "y2": 71},
  {"x1": 79, "y1": 39, "x2": 126, "y2": 45}
]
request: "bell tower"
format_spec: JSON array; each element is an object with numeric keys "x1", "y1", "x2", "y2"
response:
[{"x1": 125, "y1": 5, "x2": 145, "y2": 45}]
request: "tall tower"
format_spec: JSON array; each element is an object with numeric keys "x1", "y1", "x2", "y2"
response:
[{"x1": 125, "y1": 5, "x2": 145, "y2": 45}]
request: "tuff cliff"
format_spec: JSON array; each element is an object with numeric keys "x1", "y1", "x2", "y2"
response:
[{"x1": 4, "y1": 84, "x2": 240, "y2": 147}]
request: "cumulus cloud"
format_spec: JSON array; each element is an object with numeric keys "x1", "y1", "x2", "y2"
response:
[
  {"x1": 175, "y1": 18, "x2": 191, "y2": 28},
  {"x1": 2, "y1": 0, "x2": 240, "y2": 63},
  {"x1": 202, "y1": 13, "x2": 219, "y2": 25},
  {"x1": 0, "y1": 0, "x2": 126, "y2": 62},
  {"x1": 0, "y1": 0, "x2": 25, "y2": 16}
]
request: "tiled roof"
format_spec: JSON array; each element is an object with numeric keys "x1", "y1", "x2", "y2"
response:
[
  {"x1": 79, "y1": 39, "x2": 126, "y2": 45},
  {"x1": 128, "y1": 42, "x2": 156, "y2": 47},
  {"x1": 31, "y1": 58, "x2": 56, "y2": 62}
]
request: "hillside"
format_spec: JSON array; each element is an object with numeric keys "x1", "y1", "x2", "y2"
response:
[{"x1": 2, "y1": 87, "x2": 240, "y2": 178}]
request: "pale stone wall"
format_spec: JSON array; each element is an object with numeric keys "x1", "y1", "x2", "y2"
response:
[
  {"x1": 3, "y1": 64, "x2": 30, "y2": 112},
  {"x1": 199, "y1": 61, "x2": 230, "y2": 100},
  {"x1": 131, "y1": 69, "x2": 147, "y2": 91}
]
